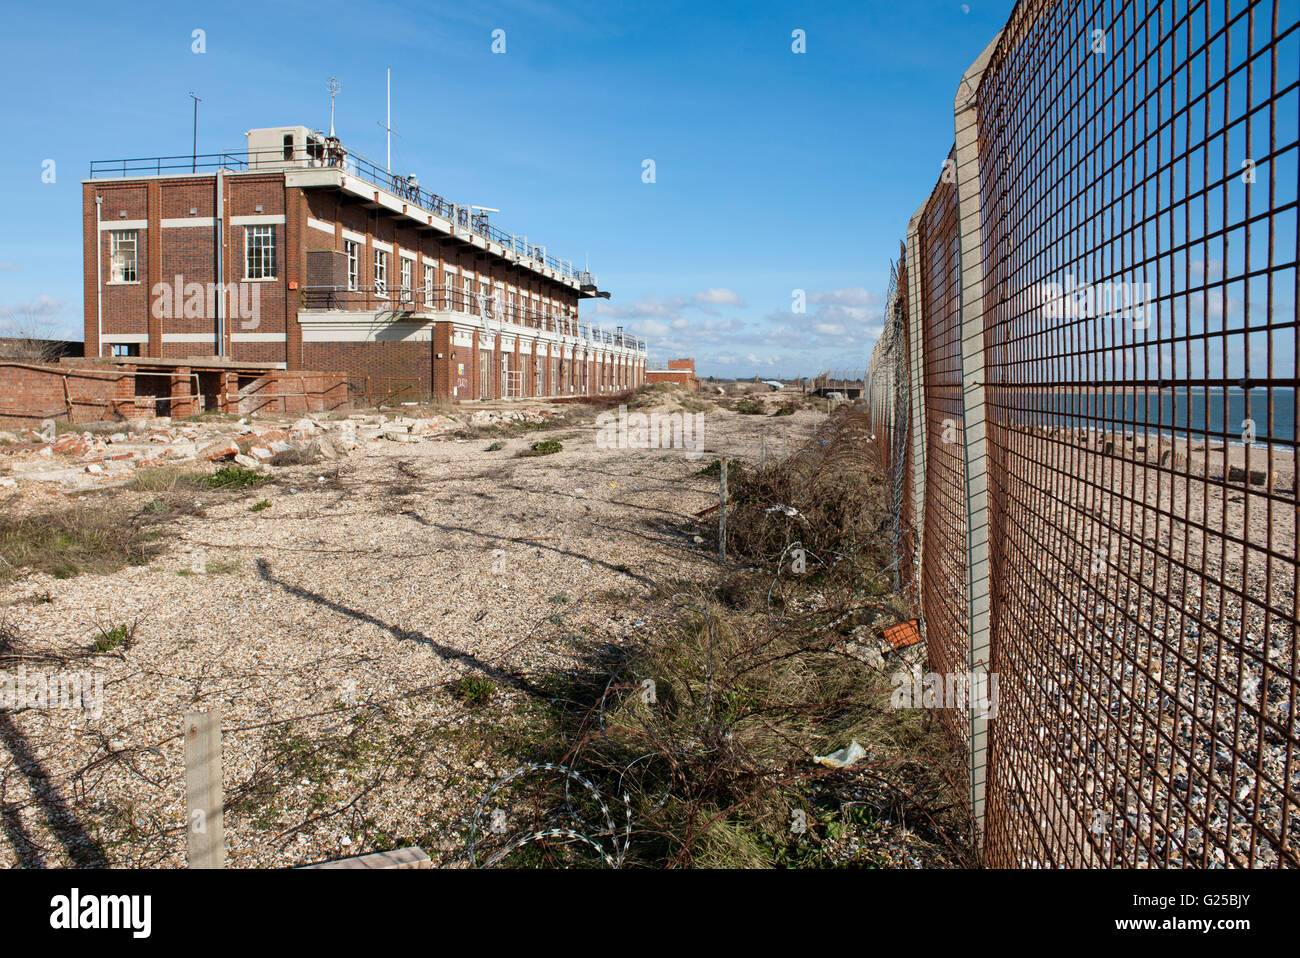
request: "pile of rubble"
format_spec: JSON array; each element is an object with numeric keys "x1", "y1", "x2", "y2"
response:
[
  {"x1": 0, "y1": 406, "x2": 567, "y2": 493},
  {"x1": 0, "y1": 414, "x2": 361, "y2": 493}
]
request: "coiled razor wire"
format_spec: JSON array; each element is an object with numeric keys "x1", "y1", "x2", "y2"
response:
[
  {"x1": 464, "y1": 595, "x2": 739, "y2": 867},
  {"x1": 467, "y1": 762, "x2": 627, "y2": 868}
]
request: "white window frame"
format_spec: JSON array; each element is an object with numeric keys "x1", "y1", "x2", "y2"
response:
[
  {"x1": 374, "y1": 249, "x2": 388, "y2": 297},
  {"x1": 344, "y1": 240, "x2": 359, "y2": 290},
  {"x1": 244, "y1": 225, "x2": 276, "y2": 280},
  {"x1": 109, "y1": 229, "x2": 138, "y2": 284},
  {"x1": 400, "y1": 257, "x2": 413, "y2": 302}
]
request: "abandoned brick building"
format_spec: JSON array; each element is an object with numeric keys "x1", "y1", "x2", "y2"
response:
[
  {"x1": 82, "y1": 125, "x2": 646, "y2": 404},
  {"x1": 645, "y1": 358, "x2": 697, "y2": 389}
]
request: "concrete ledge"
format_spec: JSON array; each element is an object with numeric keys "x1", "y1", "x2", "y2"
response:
[{"x1": 300, "y1": 846, "x2": 431, "y2": 870}]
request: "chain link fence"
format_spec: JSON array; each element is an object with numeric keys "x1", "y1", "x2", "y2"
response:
[{"x1": 867, "y1": 0, "x2": 1298, "y2": 867}]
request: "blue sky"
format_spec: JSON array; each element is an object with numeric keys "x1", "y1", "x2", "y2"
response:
[{"x1": 0, "y1": 0, "x2": 1017, "y2": 378}]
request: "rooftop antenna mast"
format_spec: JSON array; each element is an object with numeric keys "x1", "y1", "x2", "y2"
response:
[
  {"x1": 327, "y1": 76, "x2": 341, "y2": 136},
  {"x1": 188, "y1": 92, "x2": 201, "y2": 173},
  {"x1": 376, "y1": 67, "x2": 401, "y2": 173}
]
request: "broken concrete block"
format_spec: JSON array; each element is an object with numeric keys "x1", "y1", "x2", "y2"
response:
[
  {"x1": 250, "y1": 446, "x2": 274, "y2": 462},
  {"x1": 200, "y1": 440, "x2": 239, "y2": 462},
  {"x1": 85, "y1": 463, "x2": 104, "y2": 475},
  {"x1": 234, "y1": 453, "x2": 259, "y2": 469},
  {"x1": 1227, "y1": 466, "x2": 1270, "y2": 486},
  {"x1": 164, "y1": 442, "x2": 200, "y2": 461}
]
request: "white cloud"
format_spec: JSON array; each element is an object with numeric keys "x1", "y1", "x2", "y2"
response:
[
  {"x1": 809, "y1": 286, "x2": 878, "y2": 309},
  {"x1": 692, "y1": 287, "x2": 745, "y2": 307},
  {"x1": 0, "y1": 295, "x2": 65, "y2": 324},
  {"x1": 594, "y1": 295, "x2": 688, "y2": 320}
]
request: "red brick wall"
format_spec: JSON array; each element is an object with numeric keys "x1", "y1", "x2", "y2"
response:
[
  {"x1": 0, "y1": 362, "x2": 146, "y2": 427},
  {"x1": 302, "y1": 341, "x2": 428, "y2": 403},
  {"x1": 0, "y1": 361, "x2": 349, "y2": 428},
  {"x1": 84, "y1": 173, "x2": 293, "y2": 364},
  {"x1": 234, "y1": 370, "x2": 348, "y2": 415},
  {"x1": 646, "y1": 370, "x2": 692, "y2": 387}
]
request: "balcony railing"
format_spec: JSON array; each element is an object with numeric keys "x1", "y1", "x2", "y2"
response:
[
  {"x1": 299, "y1": 284, "x2": 645, "y2": 352},
  {"x1": 89, "y1": 141, "x2": 598, "y2": 287}
]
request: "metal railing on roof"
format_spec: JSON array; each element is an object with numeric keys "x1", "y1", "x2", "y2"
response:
[
  {"x1": 89, "y1": 142, "x2": 597, "y2": 286},
  {"x1": 298, "y1": 284, "x2": 643, "y2": 352}
]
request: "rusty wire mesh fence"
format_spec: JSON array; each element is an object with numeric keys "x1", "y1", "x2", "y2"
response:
[{"x1": 865, "y1": 0, "x2": 1298, "y2": 867}]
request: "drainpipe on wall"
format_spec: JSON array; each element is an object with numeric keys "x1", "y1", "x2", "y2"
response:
[
  {"x1": 215, "y1": 169, "x2": 225, "y2": 357},
  {"x1": 95, "y1": 196, "x2": 103, "y2": 356}
]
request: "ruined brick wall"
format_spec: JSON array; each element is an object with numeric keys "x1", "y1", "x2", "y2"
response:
[
  {"x1": 0, "y1": 362, "x2": 349, "y2": 428},
  {"x1": 645, "y1": 370, "x2": 692, "y2": 387},
  {"x1": 234, "y1": 370, "x2": 350, "y2": 416},
  {"x1": 0, "y1": 362, "x2": 137, "y2": 428}
]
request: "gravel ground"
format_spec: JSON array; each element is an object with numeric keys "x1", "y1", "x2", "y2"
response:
[{"x1": 0, "y1": 392, "x2": 818, "y2": 868}]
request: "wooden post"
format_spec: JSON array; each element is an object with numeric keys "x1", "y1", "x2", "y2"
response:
[
  {"x1": 184, "y1": 708, "x2": 225, "y2": 869},
  {"x1": 718, "y1": 456, "x2": 728, "y2": 560}
]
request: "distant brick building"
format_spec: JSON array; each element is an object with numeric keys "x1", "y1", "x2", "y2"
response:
[
  {"x1": 645, "y1": 358, "x2": 696, "y2": 389},
  {"x1": 83, "y1": 126, "x2": 646, "y2": 402}
]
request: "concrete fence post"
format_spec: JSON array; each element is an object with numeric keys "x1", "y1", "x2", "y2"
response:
[
  {"x1": 184, "y1": 708, "x2": 225, "y2": 868},
  {"x1": 951, "y1": 31, "x2": 1002, "y2": 851},
  {"x1": 905, "y1": 205, "x2": 929, "y2": 588},
  {"x1": 718, "y1": 457, "x2": 728, "y2": 560}
]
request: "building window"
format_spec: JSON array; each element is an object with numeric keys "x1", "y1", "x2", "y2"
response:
[
  {"x1": 344, "y1": 240, "x2": 359, "y2": 290},
  {"x1": 109, "y1": 230, "x2": 138, "y2": 283},
  {"x1": 374, "y1": 249, "x2": 388, "y2": 296},
  {"x1": 245, "y1": 225, "x2": 275, "y2": 279},
  {"x1": 111, "y1": 343, "x2": 139, "y2": 357},
  {"x1": 463, "y1": 276, "x2": 472, "y2": 312},
  {"x1": 423, "y1": 265, "x2": 435, "y2": 303},
  {"x1": 400, "y1": 258, "x2": 413, "y2": 302}
]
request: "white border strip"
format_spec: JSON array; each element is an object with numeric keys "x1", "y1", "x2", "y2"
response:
[{"x1": 161, "y1": 217, "x2": 216, "y2": 228}]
